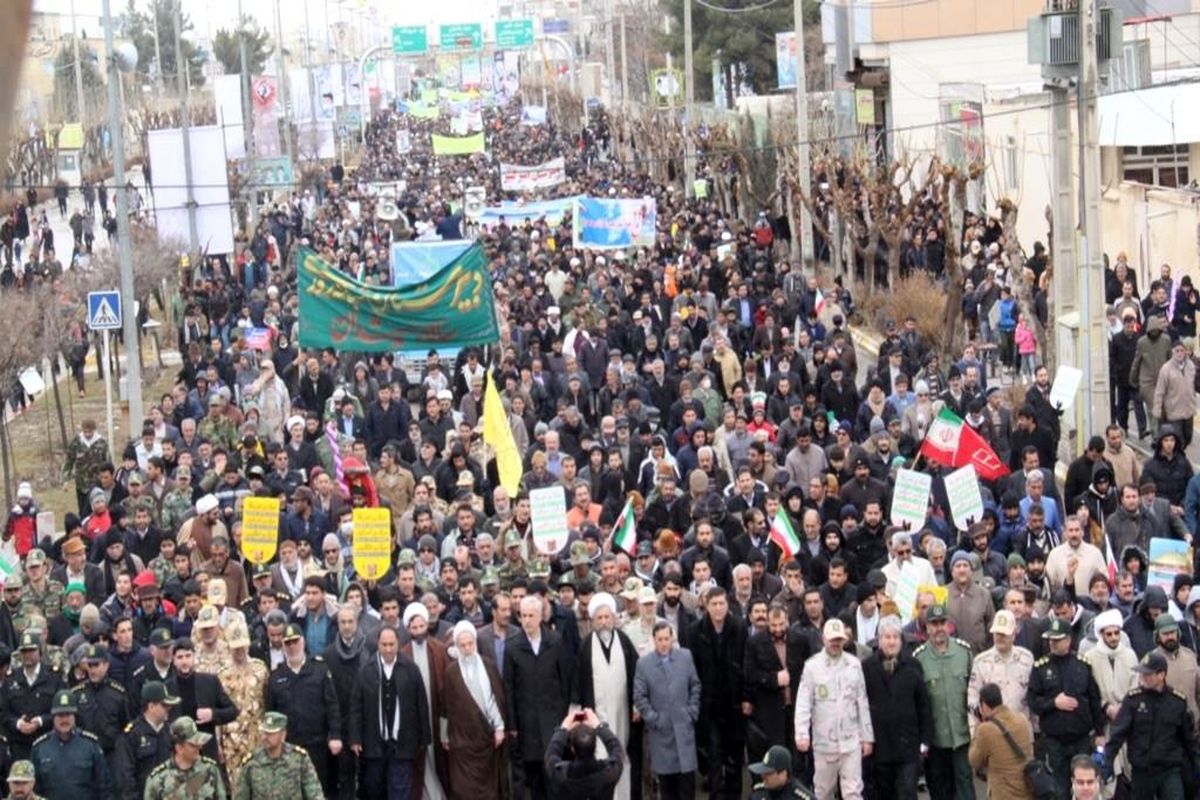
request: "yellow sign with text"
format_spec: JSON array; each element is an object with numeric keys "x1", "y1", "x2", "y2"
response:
[
  {"x1": 353, "y1": 508, "x2": 393, "y2": 580},
  {"x1": 241, "y1": 497, "x2": 281, "y2": 564}
]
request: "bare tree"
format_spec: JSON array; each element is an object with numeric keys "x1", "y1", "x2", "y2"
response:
[{"x1": 0, "y1": 289, "x2": 57, "y2": 508}]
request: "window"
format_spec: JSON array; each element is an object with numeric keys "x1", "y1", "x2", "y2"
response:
[{"x1": 1122, "y1": 144, "x2": 1189, "y2": 188}]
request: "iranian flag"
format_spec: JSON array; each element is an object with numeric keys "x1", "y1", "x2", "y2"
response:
[
  {"x1": 814, "y1": 287, "x2": 826, "y2": 315},
  {"x1": 919, "y1": 408, "x2": 1010, "y2": 481},
  {"x1": 609, "y1": 498, "x2": 637, "y2": 555},
  {"x1": 1104, "y1": 533, "x2": 1118, "y2": 586},
  {"x1": 770, "y1": 512, "x2": 802, "y2": 560}
]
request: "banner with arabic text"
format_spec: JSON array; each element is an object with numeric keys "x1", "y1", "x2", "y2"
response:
[
  {"x1": 478, "y1": 196, "x2": 579, "y2": 226},
  {"x1": 573, "y1": 196, "x2": 658, "y2": 249},
  {"x1": 297, "y1": 244, "x2": 499, "y2": 352},
  {"x1": 500, "y1": 157, "x2": 567, "y2": 192}
]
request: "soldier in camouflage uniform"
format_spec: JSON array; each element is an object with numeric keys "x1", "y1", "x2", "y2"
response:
[
  {"x1": 192, "y1": 607, "x2": 229, "y2": 675},
  {"x1": 197, "y1": 398, "x2": 238, "y2": 452},
  {"x1": 3, "y1": 759, "x2": 45, "y2": 800},
  {"x1": 480, "y1": 567, "x2": 501, "y2": 602},
  {"x1": 217, "y1": 621, "x2": 267, "y2": 793},
  {"x1": 528, "y1": 556, "x2": 551, "y2": 583},
  {"x1": 145, "y1": 537, "x2": 176, "y2": 592},
  {"x1": 143, "y1": 717, "x2": 226, "y2": 800},
  {"x1": 233, "y1": 712, "x2": 323, "y2": 800},
  {"x1": 497, "y1": 531, "x2": 529, "y2": 590},
  {"x1": 19, "y1": 552, "x2": 63, "y2": 629},
  {"x1": 160, "y1": 468, "x2": 197, "y2": 537},
  {"x1": 1, "y1": 574, "x2": 28, "y2": 637},
  {"x1": 63, "y1": 419, "x2": 110, "y2": 517}
]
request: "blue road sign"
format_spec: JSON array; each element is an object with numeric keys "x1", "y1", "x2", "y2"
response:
[{"x1": 87, "y1": 290, "x2": 122, "y2": 331}]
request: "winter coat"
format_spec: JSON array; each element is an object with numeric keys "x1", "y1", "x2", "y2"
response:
[
  {"x1": 862, "y1": 649, "x2": 933, "y2": 764},
  {"x1": 1153, "y1": 356, "x2": 1197, "y2": 423},
  {"x1": 1131, "y1": 319, "x2": 1172, "y2": 400},
  {"x1": 633, "y1": 647, "x2": 701, "y2": 775}
]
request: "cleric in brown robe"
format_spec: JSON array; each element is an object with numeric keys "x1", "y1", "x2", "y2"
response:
[
  {"x1": 442, "y1": 620, "x2": 508, "y2": 800},
  {"x1": 403, "y1": 602, "x2": 450, "y2": 798}
]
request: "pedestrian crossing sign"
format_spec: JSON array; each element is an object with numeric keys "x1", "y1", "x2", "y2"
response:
[{"x1": 87, "y1": 290, "x2": 122, "y2": 330}]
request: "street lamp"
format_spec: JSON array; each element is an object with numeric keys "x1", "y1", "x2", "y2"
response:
[{"x1": 101, "y1": 0, "x2": 144, "y2": 441}]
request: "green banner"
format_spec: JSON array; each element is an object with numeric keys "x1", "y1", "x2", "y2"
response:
[
  {"x1": 297, "y1": 244, "x2": 499, "y2": 352},
  {"x1": 432, "y1": 132, "x2": 485, "y2": 156}
]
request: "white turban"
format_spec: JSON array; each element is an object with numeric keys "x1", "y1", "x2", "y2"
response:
[
  {"x1": 587, "y1": 592, "x2": 617, "y2": 620},
  {"x1": 452, "y1": 620, "x2": 477, "y2": 646},
  {"x1": 402, "y1": 603, "x2": 430, "y2": 628},
  {"x1": 195, "y1": 494, "x2": 218, "y2": 515},
  {"x1": 1094, "y1": 609, "x2": 1123, "y2": 633}
]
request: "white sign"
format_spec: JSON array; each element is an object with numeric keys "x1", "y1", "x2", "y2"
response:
[
  {"x1": 1049, "y1": 365, "x2": 1083, "y2": 411},
  {"x1": 944, "y1": 464, "x2": 984, "y2": 532},
  {"x1": 463, "y1": 186, "x2": 486, "y2": 221},
  {"x1": 396, "y1": 128, "x2": 412, "y2": 154},
  {"x1": 499, "y1": 157, "x2": 567, "y2": 192},
  {"x1": 895, "y1": 570, "x2": 920, "y2": 623},
  {"x1": 529, "y1": 486, "x2": 569, "y2": 555},
  {"x1": 890, "y1": 468, "x2": 932, "y2": 532}
]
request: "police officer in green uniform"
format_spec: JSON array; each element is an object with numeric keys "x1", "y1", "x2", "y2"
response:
[
  {"x1": 142, "y1": 717, "x2": 226, "y2": 800},
  {"x1": 3, "y1": 760, "x2": 43, "y2": 800},
  {"x1": 912, "y1": 603, "x2": 974, "y2": 800},
  {"x1": 29, "y1": 690, "x2": 112, "y2": 800},
  {"x1": 748, "y1": 745, "x2": 815, "y2": 799},
  {"x1": 112, "y1": 681, "x2": 178, "y2": 800},
  {"x1": 2, "y1": 631, "x2": 62, "y2": 760},
  {"x1": 234, "y1": 711, "x2": 323, "y2": 800},
  {"x1": 71, "y1": 644, "x2": 127, "y2": 771},
  {"x1": 1103, "y1": 651, "x2": 1200, "y2": 800},
  {"x1": 1028, "y1": 617, "x2": 1105, "y2": 799}
]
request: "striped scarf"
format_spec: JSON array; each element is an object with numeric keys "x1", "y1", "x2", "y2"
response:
[{"x1": 325, "y1": 421, "x2": 344, "y2": 484}]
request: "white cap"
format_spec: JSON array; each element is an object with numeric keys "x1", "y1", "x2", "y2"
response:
[
  {"x1": 436, "y1": 389, "x2": 453, "y2": 401},
  {"x1": 195, "y1": 494, "x2": 219, "y2": 515},
  {"x1": 547, "y1": 306, "x2": 561, "y2": 316},
  {"x1": 990, "y1": 609, "x2": 1016, "y2": 636},
  {"x1": 402, "y1": 603, "x2": 430, "y2": 627},
  {"x1": 822, "y1": 618, "x2": 848, "y2": 641}
]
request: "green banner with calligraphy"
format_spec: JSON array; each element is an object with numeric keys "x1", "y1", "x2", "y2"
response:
[{"x1": 297, "y1": 244, "x2": 499, "y2": 352}]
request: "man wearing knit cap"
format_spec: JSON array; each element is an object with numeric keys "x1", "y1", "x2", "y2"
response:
[
  {"x1": 572, "y1": 592, "x2": 640, "y2": 800},
  {"x1": 945, "y1": 550, "x2": 995, "y2": 653}
]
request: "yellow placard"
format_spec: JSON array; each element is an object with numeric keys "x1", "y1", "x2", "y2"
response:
[
  {"x1": 241, "y1": 497, "x2": 281, "y2": 564},
  {"x1": 353, "y1": 508, "x2": 393, "y2": 580},
  {"x1": 855, "y1": 89, "x2": 876, "y2": 126}
]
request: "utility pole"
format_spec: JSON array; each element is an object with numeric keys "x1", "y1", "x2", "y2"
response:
[
  {"x1": 274, "y1": 0, "x2": 294, "y2": 163},
  {"x1": 793, "y1": 0, "x2": 814, "y2": 269},
  {"x1": 237, "y1": 0, "x2": 257, "y2": 230},
  {"x1": 1077, "y1": 0, "x2": 1109, "y2": 435},
  {"x1": 171, "y1": 1, "x2": 200, "y2": 253},
  {"x1": 683, "y1": 0, "x2": 696, "y2": 196},
  {"x1": 69, "y1": 0, "x2": 86, "y2": 122},
  {"x1": 152, "y1": 1, "x2": 164, "y2": 92},
  {"x1": 100, "y1": 0, "x2": 144, "y2": 440}
]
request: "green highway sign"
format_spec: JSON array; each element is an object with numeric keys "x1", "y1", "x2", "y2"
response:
[
  {"x1": 494, "y1": 19, "x2": 535, "y2": 50},
  {"x1": 439, "y1": 23, "x2": 483, "y2": 52},
  {"x1": 392, "y1": 26, "x2": 427, "y2": 55}
]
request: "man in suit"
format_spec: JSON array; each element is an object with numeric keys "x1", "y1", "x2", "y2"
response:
[
  {"x1": 334, "y1": 397, "x2": 366, "y2": 440},
  {"x1": 349, "y1": 626, "x2": 431, "y2": 800},
  {"x1": 504, "y1": 594, "x2": 571, "y2": 800},
  {"x1": 476, "y1": 592, "x2": 515, "y2": 676},
  {"x1": 633, "y1": 621, "x2": 702, "y2": 800},
  {"x1": 743, "y1": 606, "x2": 811, "y2": 765},
  {"x1": 50, "y1": 536, "x2": 106, "y2": 606},
  {"x1": 164, "y1": 638, "x2": 238, "y2": 761}
]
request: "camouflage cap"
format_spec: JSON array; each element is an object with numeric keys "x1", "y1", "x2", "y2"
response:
[
  {"x1": 24, "y1": 549, "x2": 46, "y2": 567},
  {"x1": 527, "y1": 557, "x2": 551, "y2": 578},
  {"x1": 170, "y1": 716, "x2": 212, "y2": 746},
  {"x1": 4, "y1": 573, "x2": 23, "y2": 591},
  {"x1": 480, "y1": 568, "x2": 500, "y2": 587},
  {"x1": 261, "y1": 711, "x2": 288, "y2": 733},
  {"x1": 6, "y1": 761, "x2": 34, "y2": 783},
  {"x1": 568, "y1": 541, "x2": 590, "y2": 566},
  {"x1": 396, "y1": 548, "x2": 417, "y2": 566},
  {"x1": 193, "y1": 605, "x2": 219, "y2": 630},
  {"x1": 503, "y1": 530, "x2": 523, "y2": 549}
]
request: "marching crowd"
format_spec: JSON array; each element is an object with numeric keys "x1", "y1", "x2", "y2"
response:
[{"x1": 0, "y1": 90, "x2": 1197, "y2": 800}]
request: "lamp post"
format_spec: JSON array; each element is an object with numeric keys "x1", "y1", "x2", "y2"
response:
[{"x1": 100, "y1": 0, "x2": 143, "y2": 438}]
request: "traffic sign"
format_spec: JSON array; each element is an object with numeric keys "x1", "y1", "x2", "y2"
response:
[
  {"x1": 542, "y1": 19, "x2": 569, "y2": 35},
  {"x1": 495, "y1": 19, "x2": 535, "y2": 50},
  {"x1": 87, "y1": 290, "x2": 122, "y2": 330},
  {"x1": 439, "y1": 23, "x2": 483, "y2": 52},
  {"x1": 392, "y1": 25, "x2": 428, "y2": 55}
]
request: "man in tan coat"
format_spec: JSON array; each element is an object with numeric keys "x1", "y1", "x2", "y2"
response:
[
  {"x1": 968, "y1": 682, "x2": 1034, "y2": 800},
  {"x1": 1152, "y1": 613, "x2": 1200, "y2": 730},
  {"x1": 1153, "y1": 339, "x2": 1198, "y2": 448}
]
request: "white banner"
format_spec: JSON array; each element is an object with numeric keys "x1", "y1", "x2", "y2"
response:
[
  {"x1": 213, "y1": 74, "x2": 245, "y2": 159},
  {"x1": 499, "y1": 157, "x2": 566, "y2": 192}
]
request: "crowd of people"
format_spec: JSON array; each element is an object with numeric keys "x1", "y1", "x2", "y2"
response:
[{"x1": 0, "y1": 85, "x2": 1196, "y2": 800}]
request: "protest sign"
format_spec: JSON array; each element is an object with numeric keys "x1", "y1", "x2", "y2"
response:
[
  {"x1": 890, "y1": 468, "x2": 932, "y2": 532},
  {"x1": 573, "y1": 196, "x2": 657, "y2": 249},
  {"x1": 1148, "y1": 537, "x2": 1192, "y2": 592},
  {"x1": 432, "y1": 132, "x2": 485, "y2": 156},
  {"x1": 944, "y1": 464, "x2": 984, "y2": 532},
  {"x1": 352, "y1": 507, "x2": 393, "y2": 579},
  {"x1": 241, "y1": 497, "x2": 281, "y2": 564},
  {"x1": 499, "y1": 157, "x2": 567, "y2": 192},
  {"x1": 530, "y1": 486, "x2": 569, "y2": 555},
  {"x1": 1049, "y1": 365, "x2": 1083, "y2": 411}
]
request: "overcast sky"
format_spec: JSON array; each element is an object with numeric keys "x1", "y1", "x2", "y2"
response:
[{"x1": 32, "y1": 0, "x2": 499, "y2": 41}]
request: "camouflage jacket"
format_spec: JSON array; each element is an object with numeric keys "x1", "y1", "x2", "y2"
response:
[
  {"x1": 64, "y1": 434, "x2": 110, "y2": 490},
  {"x1": 143, "y1": 756, "x2": 226, "y2": 800},
  {"x1": 233, "y1": 743, "x2": 323, "y2": 800}
]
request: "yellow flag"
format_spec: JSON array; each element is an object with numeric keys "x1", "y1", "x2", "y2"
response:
[{"x1": 483, "y1": 373, "x2": 523, "y2": 495}]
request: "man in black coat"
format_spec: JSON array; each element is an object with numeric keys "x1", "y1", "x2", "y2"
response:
[
  {"x1": 743, "y1": 607, "x2": 812, "y2": 765},
  {"x1": 504, "y1": 594, "x2": 572, "y2": 800},
  {"x1": 266, "y1": 622, "x2": 343, "y2": 797},
  {"x1": 1, "y1": 631, "x2": 62, "y2": 759},
  {"x1": 164, "y1": 638, "x2": 238, "y2": 761},
  {"x1": 545, "y1": 709, "x2": 625, "y2": 800},
  {"x1": 862, "y1": 617, "x2": 932, "y2": 800},
  {"x1": 684, "y1": 587, "x2": 747, "y2": 800},
  {"x1": 349, "y1": 626, "x2": 431, "y2": 799},
  {"x1": 325, "y1": 606, "x2": 372, "y2": 800},
  {"x1": 365, "y1": 385, "x2": 411, "y2": 460}
]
